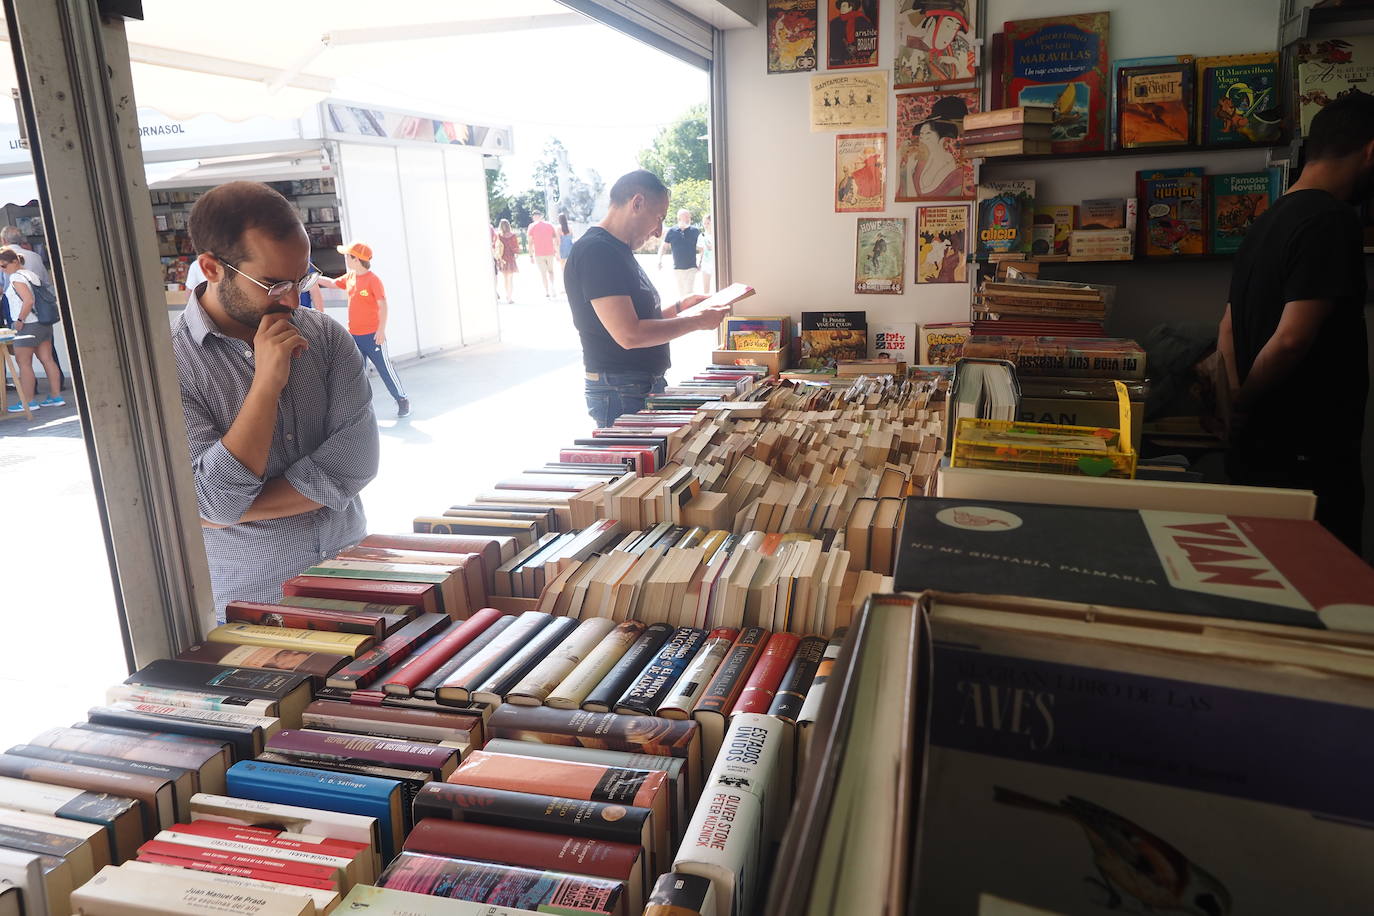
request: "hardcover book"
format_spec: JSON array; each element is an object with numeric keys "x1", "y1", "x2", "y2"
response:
[
  {"x1": 1295, "y1": 36, "x2": 1374, "y2": 136},
  {"x1": 1002, "y1": 12, "x2": 1110, "y2": 153},
  {"x1": 646, "y1": 872, "x2": 716, "y2": 916},
  {"x1": 799, "y1": 311, "x2": 866, "y2": 369},
  {"x1": 381, "y1": 607, "x2": 503, "y2": 697},
  {"x1": 693, "y1": 627, "x2": 770, "y2": 763},
  {"x1": 301, "y1": 699, "x2": 481, "y2": 748},
  {"x1": 1107, "y1": 55, "x2": 1192, "y2": 148},
  {"x1": 1077, "y1": 197, "x2": 1124, "y2": 230},
  {"x1": 1117, "y1": 62, "x2": 1193, "y2": 148},
  {"x1": 188, "y1": 792, "x2": 381, "y2": 874},
  {"x1": 434, "y1": 611, "x2": 553, "y2": 703},
  {"x1": 657, "y1": 627, "x2": 739, "y2": 721},
  {"x1": 206, "y1": 622, "x2": 374, "y2": 658},
  {"x1": 869, "y1": 323, "x2": 917, "y2": 365},
  {"x1": 471, "y1": 615, "x2": 579, "y2": 706},
  {"x1": 673, "y1": 786, "x2": 762, "y2": 916},
  {"x1": 125, "y1": 659, "x2": 314, "y2": 729},
  {"x1": 414, "y1": 615, "x2": 516, "y2": 699},
  {"x1": 767, "y1": 634, "x2": 828, "y2": 724},
  {"x1": 730, "y1": 633, "x2": 801, "y2": 715},
  {"x1": 584, "y1": 622, "x2": 676, "y2": 713},
  {"x1": 72, "y1": 864, "x2": 313, "y2": 916},
  {"x1": 547, "y1": 620, "x2": 645, "y2": 710},
  {"x1": 961, "y1": 336, "x2": 1145, "y2": 380},
  {"x1": 508, "y1": 616, "x2": 620, "y2": 707},
  {"x1": 377, "y1": 852, "x2": 622, "y2": 915},
  {"x1": 616, "y1": 626, "x2": 710, "y2": 716},
  {"x1": 1136, "y1": 167, "x2": 1205, "y2": 256},
  {"x1": 266, "y1": 730, "x2": 458, "y2": 781},
  {"x1": 1207, "y1": 170, "x2": 1280, "y2": 255},
  {"x1": 225, "y1": 601, "x2": 401, "y2": 637},
  {"x1": 1201, "y1": 56, "x2": 1280, "y2": 145},
  {"x1": 976, "y1": 180, "x2": 1036, "y2": 259},
  {"x1": 175, "y1": 642, "x2": 348, "y2": 680},
  {"x1": 920, "y1": 322, "x2": 971, "y2": 365}
]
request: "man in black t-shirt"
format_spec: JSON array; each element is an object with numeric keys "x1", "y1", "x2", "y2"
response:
[
  {"x1": 657, "y1": 208, "x2": 703, "y2": 298},
  {"x1": 564, "y1": 170, "x2": 731, "y2": 428},
  {"x1": 1219, "y1": 92, "x2": 1374, "y2": 553}
]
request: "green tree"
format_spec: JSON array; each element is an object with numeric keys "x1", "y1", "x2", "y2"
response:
[
  {"x1": 668, "y1": 178, "x2": 713, "y2": 225},
  {"x1": 485, "y1": 158, "x2": 512, "y2": 224},
  {"x1": 533, "y1": 137, "x2": 567, "y2": 203},
  {"x1": 637, "y1": 103, "x2": 710, "y2": 184}
]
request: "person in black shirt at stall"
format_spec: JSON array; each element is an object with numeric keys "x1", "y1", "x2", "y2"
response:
[
  {"x1": 1219, "y1": 92, "x2": 1374, "y2": 553},
  {"x1": 564, "y1": 169, "x2": 732, "y2": 428}
]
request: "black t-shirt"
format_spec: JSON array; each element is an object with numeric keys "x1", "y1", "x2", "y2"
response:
[
  {"x1": 1228, "y1": 188, "x2": 1368, "y2": 442},
  {"x1": 664, "y1": 226, "x2": 701, "y2": 270},
  {"x1": 565, "y1": 226, "x2": 669, "y2": 374}
]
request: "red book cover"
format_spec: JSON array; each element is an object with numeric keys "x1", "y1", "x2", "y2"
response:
[
  {"x1": 282, "y1": 575, "x2": 439, "y2": 612},
  {"x1": 338, "y1": 548, "x2": 487, "y2": 618},
  {"x1": 730, "y1": 632, "x2": 801, "y2": 715},
  {"x1": 225, "y1": 601, "x2": 397, "y2": 637},
  {"x1": 168, "y1": 819, "x2": 368, "y2": 860},
  {"x1": 403, "y1": 818, "x2": 641, "y2": 884},
  {"x1": 559, "y1": 448, "x2": 655, "y2": 474},
  {"x1": 358, "y1": 534, "x2": 504, "y2": 591},
  {"x1": 693, "y1": 626, "x2": 770, "y2": 717},
  {"x1": 382, "y1": 607, "x2": 503, "y2": 696},
  {"x1": 1003, "y1": 12, "x2": 1110, "y2": 153},
  {"x1": 136, "y1": 850, "x2": 338, "y2": 890},
  {"x1": 324, "y1": 613, "x2": 451, "y2": 690},
  {"x1": 137, "y1": 839, "x2": 340, "y2": 886}
]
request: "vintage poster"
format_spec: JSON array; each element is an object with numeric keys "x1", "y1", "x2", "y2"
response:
[
  {"x1": 894, "y1": 1, "x2": 977, "y2": 89},
  {"x1": 827, "y1": 0, "x2": 879, "y2": 70},
  {"x1": 855, "y1": 217, "x2": 907, "y2": 294},
  {"x1": 767, "y1": 0, "x2": 819, "y2": 74},
  {"x1": 835, "y1": 133, "x2": 887, "y2": 212},
  {"x1": 1296, "y1": 36, "x2": 1374, "y2": 136},
  {"x1": 811, "y1": 72, "x2": 889, "y2": 131},
  {"x1": 895, "y1": 89, "x2": 979, "y2": 200},
  {"x1": 916, "y1": 204, "x2": 968, "y2": 283}
]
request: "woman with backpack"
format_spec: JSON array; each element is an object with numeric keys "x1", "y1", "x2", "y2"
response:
[{"x1": 1, "y1": 248, "x2": 63, "y2": 411}]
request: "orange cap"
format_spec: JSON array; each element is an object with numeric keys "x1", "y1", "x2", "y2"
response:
[{"x1": 337, "y1": 240, "x2": 373, "y2": 260}]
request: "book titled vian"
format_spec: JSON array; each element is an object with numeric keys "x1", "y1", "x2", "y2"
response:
[{"x1": 893, "y1": 498, "x2": 1374, "y2": 631}]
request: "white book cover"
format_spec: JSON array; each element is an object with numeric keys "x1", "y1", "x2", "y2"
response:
[
  {"x1": 918, "y1": 604, "x2": 1374, "y2": 915},
  {"x1": 0, "y1": 848, "x2": 46, "y2": 916},
  {"x1": 705, "y1": 714, "x2": 786, "y2": 843},
  {"x1": 119, "y1": 861, "x2": 339, "y2": 915},
  {"x1": 674, "y1": 786, "x2": 762, "y2": 916},
  {"x1": 189, "y1": 793, "x2": 380, "y2": 874},
  {"x1": 870, "y1": 322, "x2": 917, "y2": 364},
  {"x1": 72, "y1": 864, "x2": 311, "y2": 916}
]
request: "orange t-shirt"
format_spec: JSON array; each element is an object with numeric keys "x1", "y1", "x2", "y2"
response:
[{"x1": 343, "y1": 270, "x2": 386, "y2": 335}]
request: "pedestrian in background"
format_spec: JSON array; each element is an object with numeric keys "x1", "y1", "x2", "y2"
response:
[
  {"x1": 699, "y1": 213, "x2": 716, "y2": 295},
  {"x1": 497, "y1": 218, "x2": 520, "y2": 304},
  {"x1": 1, "y1": 248, "x2": 63, "y2": 411},
  {"x1": 526, "y1": 210, "x2": 559, "y2": 299},
  {"x1": 656, "y1": 208, "x2": 703, "y2": 299},
  {"x1": 317, "y1": 240, "x2": 411, "y2": 418},
  {"x1": 558, "y1": 214, "x2": 575, "y2": 269}
]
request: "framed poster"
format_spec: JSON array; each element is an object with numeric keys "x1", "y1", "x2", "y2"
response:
[
  {"x1": 827, "y1": 0, "x2": 879, "y2": 70},
  {"x1": 916, "y1": 204, "x2": 969, "y2": 283},
  {"x1": 811, "y1": 72, "x2": 888, "y2": 131},
  {"x1": 895, "y1": 89, "x2": 979, "y2": 200},
  {"x1": 836, "y1": 133, "x2": 887, "y2": 212},
  {"x1": 768, "y1": 0, "x2": 819, "y2": 74},
  {"x1": 894, "y1": 1, "x2": 977, "y2": 89},
  {"x1": 856, "y1": 217, "x2": 907, "y2": 294}
]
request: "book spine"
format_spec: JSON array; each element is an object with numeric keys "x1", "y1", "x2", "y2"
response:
[
  {"x1": 266, "y1": 730, "x2": 455, "y2": 775},
  {"x1": 150, "y1": 829, "x2": 350, "y2": 881},
  {"x1": 412, "y1": 782, "x2": 650, "y2": 848},
  {"x1": 325, "y1": 614, "x2": 451, "y2": 690},
  {"x1": 105, "y1": 686, "x2": 275, "y2": 717},
  {"x1": 471, "y1": 616, "x2": 579, "y2": 705},
  {"x1": 381, "y1": 608, "x2": 503, "y2": 696},
  {"x1": 451, "y1": 750, "x2": 663, "y2": 810},
  {"x1": 582, "y1": 623, "x2": 676, "y2": 712},
  {"x1": 377, "y1": 852, "x2": 621, "y2": 914},
  {"x1": 704, "y1": 714, "x2": 783, "y2": 809},
  {"x1": 484, "y1": 706, "x2": 699, "y2": 761},
  {"x1": 691, "y1": 627, "x2": 769, "y2": 718},
  {"x1": 7, "y1": 743, "x2": 188, "y2": 784},
  {"x1": 225, "y1": 601, "x2": 388, "y2": 636},
  {"x1": 656, "y1": 628, "x2": 738, "y2": 719},
  {"x1": 175, "y1": 642, "x2": 346, "y2": 678},
  {"x1": 413, "y1": 615, "x2": 515, "y2": 698},
  {"x1": 545, "y1": 621, "x2": 645, "y2": 710},
  {"x1": 134, "y1": 849, "x2": 338, "y2": 891},
  {"x1": 86, "y1": 708, "x2": 256, "y2": 761},
  {"x1": 102, "y1": 701, "x2": 275, "y2": 731},
  {"x1": 436, "y1": 612, "x2": 553, "y2": 703},
  {"x1": 130, "y1": 660, "x2": 309, "y2": 699},
  {"x1": 168, "y1": 819, "x2": 367, "y2": 860},
  {"x1": 402, "y1": 818, "x2": 639, "y2": 884},
  {"x1": 279, "y1": 595, "x2": 417, "y2": 615},
  {"x1": 797, "y1": 628, "x2": 848, "y2": 726},
  {"x1": 614, "y1": 626, "x2": 709, "y2": 715},
  {"x1": 646, "y1": 871, "x2": 714, "y2": 914},
  {"x1": 671, "y1": 786, "x2": 762, "y2": 916},
  {"x1": 208, "y1": 622, "x2": 372, "y2": 656},
  {"x1": 766, "y1": 635, "x2": 827, "y2": 724},
  {"x1": 730, "y1": 632, "x2": 801, "y2": 716},
  {"x1": 506, "y1": 617, "x2": 619, "y2": 706},
  {"x1": 137, "y1": 839, "x2": 340, "y2": 887}
]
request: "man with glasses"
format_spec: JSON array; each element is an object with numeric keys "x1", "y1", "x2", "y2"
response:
[{"x1": 173, "y1": 181, "x2": 380, "y2": 619}]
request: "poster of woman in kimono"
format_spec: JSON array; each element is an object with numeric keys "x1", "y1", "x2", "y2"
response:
[
  {"x1": 895, "y1": 90, "x2": 979, "y2": 201},
  {"x1": 894, "y1": 1, "x2": 977, "y2": 89},
  {"x1": 835, "y1": 133, "x2": 887, "y2": 212}
]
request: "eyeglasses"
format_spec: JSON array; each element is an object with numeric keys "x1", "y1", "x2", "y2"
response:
[{"x1": 214, "y1": 255, "x2": 321, "y2": 299}]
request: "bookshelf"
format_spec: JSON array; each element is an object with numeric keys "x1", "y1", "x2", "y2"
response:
[{"x1": 973, "y1": 142, "x2": 1284, "y2": 166}]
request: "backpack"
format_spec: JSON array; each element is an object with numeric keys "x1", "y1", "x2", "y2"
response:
[{"x1": 26, "y1": 276, "x2": 58, "y2": 324}]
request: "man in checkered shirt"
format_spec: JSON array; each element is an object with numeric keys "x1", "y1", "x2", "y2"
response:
[{"x1": 173, "y1": 181, "x2": 380, "y2": 620}]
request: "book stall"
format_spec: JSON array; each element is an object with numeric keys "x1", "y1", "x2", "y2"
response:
[{"x1": 4, "y1": 2, "x2": 1374, "y2": 916}]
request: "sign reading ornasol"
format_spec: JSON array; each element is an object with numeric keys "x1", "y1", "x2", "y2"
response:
[{"x1": 810, "y1": 72, "x2": 888, "y2": 131}]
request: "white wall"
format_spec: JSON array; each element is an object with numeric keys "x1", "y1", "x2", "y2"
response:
[
  {"x1": 335, "y1": 142, "x2": 501, "y2": 360},
  {"x1": 721, "y1": 0, "x2": 1284, "y2": 329}
]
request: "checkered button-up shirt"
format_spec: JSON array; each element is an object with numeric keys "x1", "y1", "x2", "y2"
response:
[{"x1": 173, "y1": 292, "x2": 379, "y2": 618}]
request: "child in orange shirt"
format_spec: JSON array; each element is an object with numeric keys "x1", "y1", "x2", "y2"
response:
[{"x1": 318, "y1": 240, "x2": 410, "y2": 417}]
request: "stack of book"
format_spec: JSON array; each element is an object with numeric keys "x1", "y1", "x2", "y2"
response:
[
  {"x1": 961, "y1": 105, "x2": 1053, "y2": 158},
  {"x1": 973, "y1": 277, "x2": 1109, "y2": 327}
]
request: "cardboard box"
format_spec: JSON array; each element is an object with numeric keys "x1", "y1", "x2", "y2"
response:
[{"x1": 712, "y1": 347, "x2": 786, "y2": 376}]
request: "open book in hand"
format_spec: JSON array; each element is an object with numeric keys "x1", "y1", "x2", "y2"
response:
[{"x1": 680, "y1": 282, "x2": 755, "y2": 318}]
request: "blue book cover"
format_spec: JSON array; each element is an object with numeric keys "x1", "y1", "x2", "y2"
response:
[
  {"x1": 226, "y1": 759, "x2": 403, "y2": 859},
  {"x1": 615, "y1": 626, "x2": 709, "y2": 715}
]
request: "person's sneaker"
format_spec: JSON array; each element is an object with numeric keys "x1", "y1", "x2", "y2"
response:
[
  {"x1": 7, "y1": 402, "x2": 36, "y2": 412},
  {"x1": 38, "y1": 396, "x2": 65, "y2": 407},
  {"x1": 396, "y1": 397, "x2": 411, "y2": 418}
]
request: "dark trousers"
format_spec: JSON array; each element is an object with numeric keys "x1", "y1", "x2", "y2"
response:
[
  {"x1": 1226, "y1": 434, "x2": 1365, "y2": 555},
  {"x1": 584, "y1": 369, "x2": 666, "y2": 429},
  {"x1": 352, "y1": 332, "x2": 406, "y2": 401}
]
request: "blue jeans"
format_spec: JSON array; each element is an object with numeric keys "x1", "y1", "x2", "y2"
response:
[
  {"x1": 353, "y1": 332, "x2": 406, "y2": 401},
  {"x1": 585, "y1": 370, "x2": 665, "y2": 428}
]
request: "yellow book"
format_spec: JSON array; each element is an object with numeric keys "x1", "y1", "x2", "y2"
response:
[{"x1": 205, "y1": 623, "x2": 374, "y2": 659}]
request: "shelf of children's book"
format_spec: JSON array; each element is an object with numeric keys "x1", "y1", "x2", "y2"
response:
[{"x1": 973, "y1": 143, "x2": 1284, "y2": 166}]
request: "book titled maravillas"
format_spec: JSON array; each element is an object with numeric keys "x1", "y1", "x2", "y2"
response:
[
  {"x1": 377, "y1": 852, "x2": 623, "y2": 916},
  {"x1": 404, "y1": 818, "x2": 646, "y2": 913},
  {"x1": 895, "y1": 499, "x2": 1374, "y2": 630}
]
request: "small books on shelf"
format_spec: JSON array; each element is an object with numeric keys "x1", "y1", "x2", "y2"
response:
[
  {"x1": 976, "y1": 180, "x2": 1035, "y2": 259},
  {"x1": 1117, "y1": 61, "x2": 1194, "y2": 148}
]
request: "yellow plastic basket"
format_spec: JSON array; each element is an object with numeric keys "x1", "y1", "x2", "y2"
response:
[{"x1": 951, "y1": 380, "x2": 1137, "y2": 478}]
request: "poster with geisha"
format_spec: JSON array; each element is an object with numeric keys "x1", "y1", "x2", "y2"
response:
[
  {"x1": 835, "y1": 133, "x2": 886, "y2": 212},
  {"x1": 895, "y1": 90, "x2": 979, "y2": 201},
  {"x1": 767, "y1": 0, "x2": 819, "y2": 74},
  {"x1": 894, "y1": 1, "x2": 977, "y2": 88}
]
